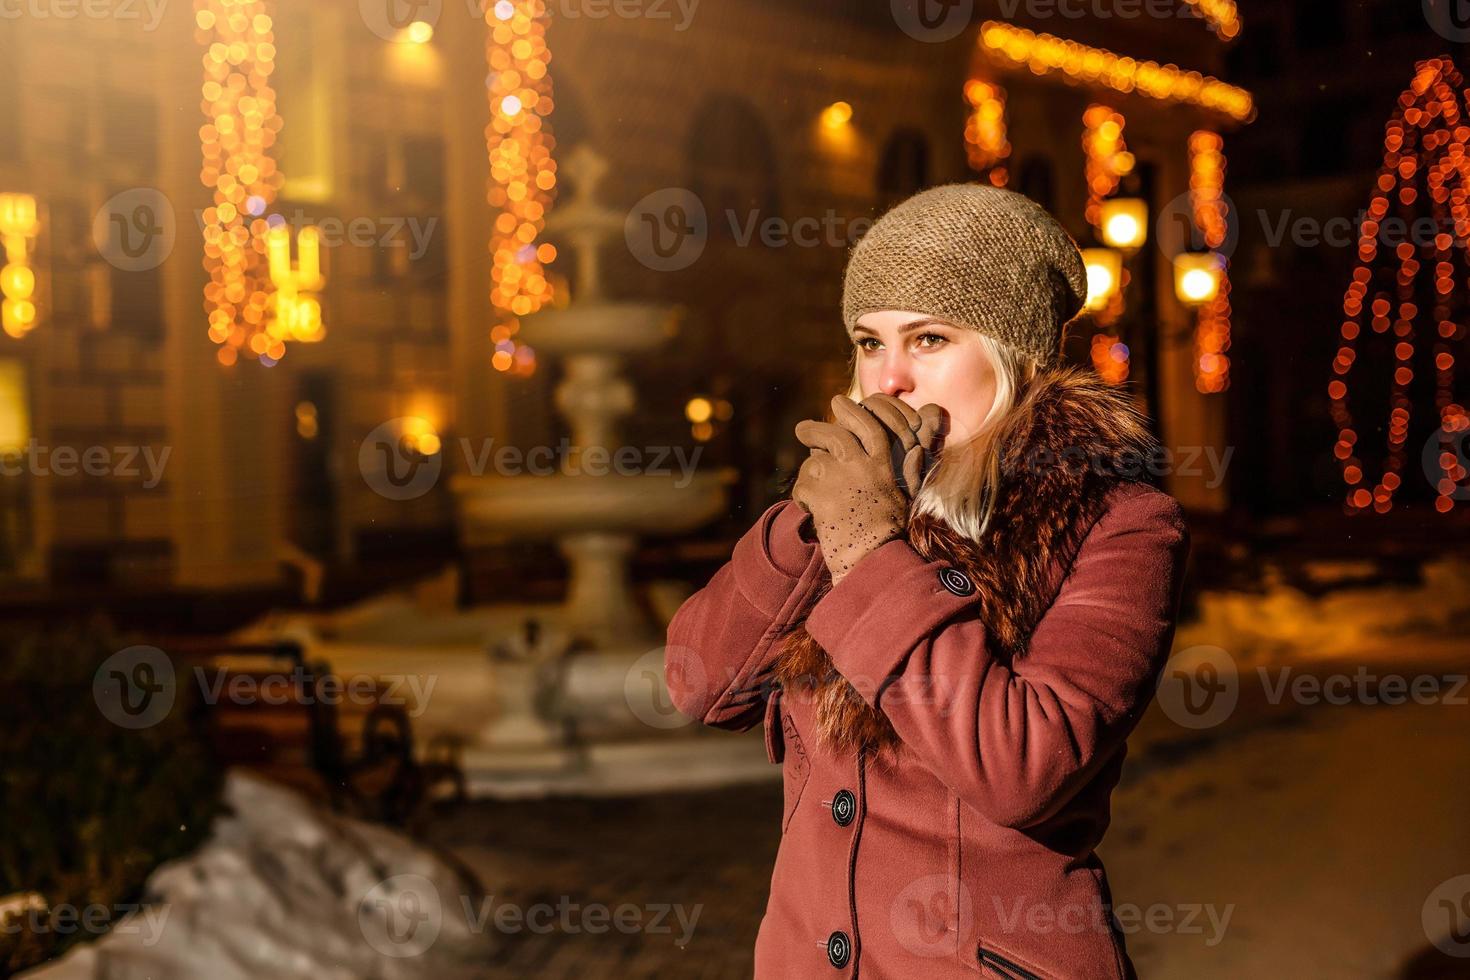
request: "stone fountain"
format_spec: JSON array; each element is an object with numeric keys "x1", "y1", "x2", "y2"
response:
[{"x1": 450, "y1": 145, "x2": 735, "y2": 779}]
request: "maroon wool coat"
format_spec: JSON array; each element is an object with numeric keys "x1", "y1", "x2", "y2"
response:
[{"x1": 665, "y1": 482, "x2": 1189, "y2": 979}]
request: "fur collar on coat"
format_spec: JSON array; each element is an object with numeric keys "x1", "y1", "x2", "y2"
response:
[{"x1": 774, "y1": 365, "x2": 1163, "y2": 757}]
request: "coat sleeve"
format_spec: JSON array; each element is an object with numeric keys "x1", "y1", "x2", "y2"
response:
[
  {"x1": 802, "y1": 486, "x2": 1190, "y2": 829},
  {"x1": 664, "y1": 498, "x2": 830, "y2": 731}
]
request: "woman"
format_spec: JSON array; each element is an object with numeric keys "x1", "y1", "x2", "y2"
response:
[{"x1": 664, "y1": 184, "x2": 1190, "y2": 979}]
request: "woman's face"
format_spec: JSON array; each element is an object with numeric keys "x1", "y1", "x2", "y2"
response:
[{"x1": 852, "y1": 310, "x2": 997, "y2": 447}]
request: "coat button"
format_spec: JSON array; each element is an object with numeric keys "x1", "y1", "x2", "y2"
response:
[
  {"x1": 938, "y1": 566, "x2": 975, "y2": 596},
  {"x1": 831, "y1": 789, "x2": 856, "y2": 827},
  {"x1": 826, "y1": 930, "x2": 851, "y2": 968}
]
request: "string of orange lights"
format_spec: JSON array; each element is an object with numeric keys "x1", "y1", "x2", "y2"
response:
[
  {"x1": 978, "y1": 21, "x2": 1254, "y2": 123},
  {"x1": 1331, "y1": 58, "x2": 1468, "y2": 514},
  {"x1": 485, "y1": 0, "x2": 557, "y2": 378},
  {"x1": 963, "y1": 79, "x2": 1010, "y2": 187},
  {"x1": 195, "y1": 0, "x2": 285, "y2": 367},
  {"x1": 1181, "y1": 0, "x2": 1241, "y2": 40},
  {"x1": 1190, "y1": 130, "x2": 1230, "y2": 393},
  {"x1": 1081, "y1": 105, "x2": 1132, "y2": 384},
  {"x1": 1082, "y1": 104, "x2": 1134, "y2": 231}
]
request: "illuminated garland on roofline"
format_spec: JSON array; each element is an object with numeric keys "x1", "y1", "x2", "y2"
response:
[{"x1": 978, "y1": 21, "x2": 1254, "y2": 123}]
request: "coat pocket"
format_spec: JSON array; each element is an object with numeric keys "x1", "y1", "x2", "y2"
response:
[
  {"x1": 763, "y1": 686, "x2": 785, "y2": 764},
  {"x1": 769, "y1": 689, "x2": 810, "y2": 834},
  {"x1": 976, "y1": 941, "x2": 1049, "y2": 980}
]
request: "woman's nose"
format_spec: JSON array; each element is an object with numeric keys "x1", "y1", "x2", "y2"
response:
[{"x1": 878, "y1": 357, "x2": 914, "y2": 398}]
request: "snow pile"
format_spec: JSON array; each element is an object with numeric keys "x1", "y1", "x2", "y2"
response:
[
  {"x1": 23, "y1": 771, "x2": 492, "y2": 980},
  {"x1": 1173, "y1": 555, "x2": 1470, "y2": 665}
]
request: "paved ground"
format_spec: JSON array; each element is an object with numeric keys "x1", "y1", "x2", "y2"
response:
[
  {"x1": 421, "y1": 653, "x2": 1470, "y2": 979},
  {"x1": 424, "y1": 779, "x2": 782, "y2": 979}
]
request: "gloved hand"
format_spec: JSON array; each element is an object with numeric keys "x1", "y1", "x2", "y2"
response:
[
  {"x1": 859, "y1": 393, "x2": 945, "y2": 495},
  {"x1": 792, "y1": 395, "x2": 943, "y2": 584}
]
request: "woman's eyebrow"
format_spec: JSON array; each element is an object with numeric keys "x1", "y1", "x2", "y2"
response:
[
  {"x1": 898, "y1": 318, "x2": 947, "y2": 333},
  {"x1": 853, "y1": 318, "x2": 947, "y2": 337}
]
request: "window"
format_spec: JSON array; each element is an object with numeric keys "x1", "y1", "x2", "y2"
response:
[
  {"x1": 1017, "y1": 156, "x2": 1056, "y2": 212},
  {"x1": 685, "y1": 94, "x2": 778, "y2": 238},
  {"x1": 877, "y1": 128, "x2": 930, "y2": 208}
]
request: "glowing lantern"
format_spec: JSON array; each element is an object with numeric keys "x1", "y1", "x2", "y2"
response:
[
  {"x1": 1099, "y1": 198, "x2": 1147, "y2": 251},
  {"x1": 1174, "y1": 252, "x2": 1223, "y2": 306},
  {"x1": 820, "y1": 101, "x2": 853, "y2": 130},
  {"x1": 0, "y1": 193, "x2": 40, "y2": 339},
  {"x1": 1080, "y1": 248, "x2": 1122, "y2": 313}
]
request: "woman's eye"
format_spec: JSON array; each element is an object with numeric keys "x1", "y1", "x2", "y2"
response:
[
  {"x1": 856, "y1": 337, "x2": 881, "y2": 352},
  {"x1": 916, "y1": 332, "x2": 947, "y2": 348}
]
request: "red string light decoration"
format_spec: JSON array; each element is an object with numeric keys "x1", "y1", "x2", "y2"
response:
[{"x1": 1331, "y1": 57, "x2": 1470, "y2": 514}]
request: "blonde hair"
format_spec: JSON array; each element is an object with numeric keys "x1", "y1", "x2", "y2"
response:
[{"x1": 846, "y1": 331, "x2": 1039, "y2": 543}]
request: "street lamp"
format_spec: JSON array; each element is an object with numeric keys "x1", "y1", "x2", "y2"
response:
[
  {"x1": 1098, "y1": 197, "x2": 1147, "y2": 252},
  {"x1": 1080, "y1": 247, "x2": 1122, "y2": 313},
  {"x1": 1174, "y1": 251, "x2": 1223, "y2": 306},
  {"x1": 0, "y1": 193, "x2": 40, "y2": 339}
]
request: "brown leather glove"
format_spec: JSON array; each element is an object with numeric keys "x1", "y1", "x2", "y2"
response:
[
  {"x1": 792, "y1": 395, "x2": 943, "y2": 584},
  {"x1": 859, "y1": 393, "x2": 945, "y2": 496}
]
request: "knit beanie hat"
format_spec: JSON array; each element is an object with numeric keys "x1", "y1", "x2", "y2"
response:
[{"x1": 842, "y1": 184, "x2": 1089, "y2": 365}]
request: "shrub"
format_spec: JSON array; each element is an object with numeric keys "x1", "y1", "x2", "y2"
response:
[{"x1": 0, "y1": 621, "x2": 223, "y2": 975}]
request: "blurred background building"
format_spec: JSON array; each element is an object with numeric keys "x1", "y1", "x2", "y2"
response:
[
  {"x1": 5, "y1": 3, "x2": 1470, "y2": 976},
  {"x1": 0, "y1": 0, "x2": 1281, "y2": 618}
]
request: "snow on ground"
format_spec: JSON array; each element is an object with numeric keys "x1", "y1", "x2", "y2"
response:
[
  {"x1": 1103, "y1": 653, "x2": 1470, "y2": 978},
  {"x1": 22, "y1": 771, "x2": 494, "y2": 980},
  {"x1": 31, "y1": 563, "x2": 1461, "y2": 978},
  {"x1": 1173, "y1": 556, "x2": 1470, "y2": 665}
]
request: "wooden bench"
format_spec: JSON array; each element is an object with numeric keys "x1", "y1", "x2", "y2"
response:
[{"x1": 166, "y1": 639, "x2": 464, "y2": 825}]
